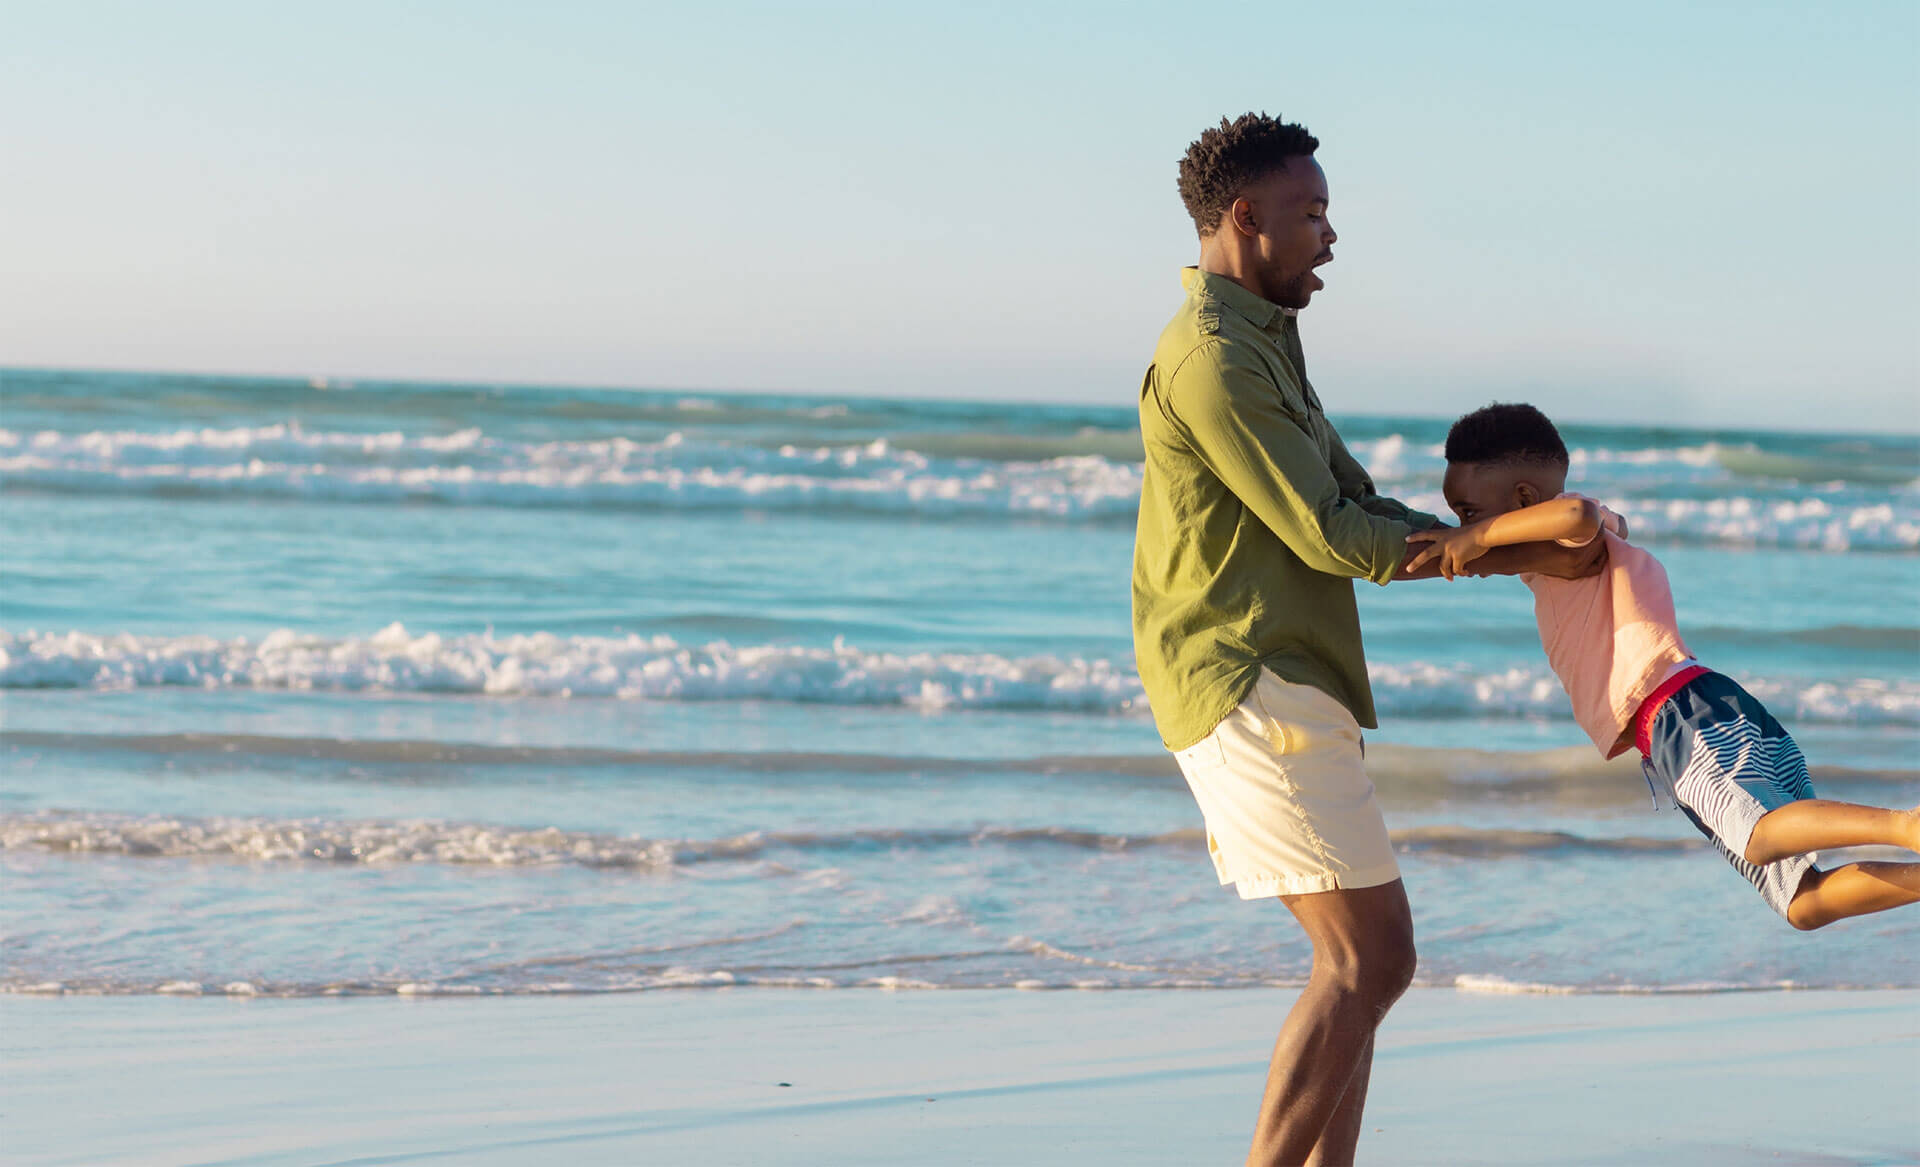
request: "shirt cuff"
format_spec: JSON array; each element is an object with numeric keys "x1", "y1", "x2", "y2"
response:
[{"x1": 1365, "y1": 518, "x2": 1418, "y2": 586}]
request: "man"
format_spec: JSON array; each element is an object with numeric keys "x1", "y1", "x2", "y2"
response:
[{"x1": 1131, "y1": 113, "x2": 1603, "y2": 1166}]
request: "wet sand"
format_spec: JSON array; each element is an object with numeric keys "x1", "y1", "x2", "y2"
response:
[{"x1": 4, "y1": 988, "x2": 1917, "y2": 1165}]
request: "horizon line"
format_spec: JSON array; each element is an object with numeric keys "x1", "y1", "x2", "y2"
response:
[{"x1": 4, "y1": 361, "x2": 1915, "y2": 441}]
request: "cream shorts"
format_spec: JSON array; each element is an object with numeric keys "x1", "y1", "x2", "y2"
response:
[{"x1": 1171, "y1": 669, "x2": 1400, "y2": 899}]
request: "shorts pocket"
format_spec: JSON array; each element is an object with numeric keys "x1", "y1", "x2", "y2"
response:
[
  {"x1": 1251, "y1": 672, "x2": 1357, "y2": 757},
  {"x1": 1172, "y1": 731, "x2": 1226, "y2": 774}
]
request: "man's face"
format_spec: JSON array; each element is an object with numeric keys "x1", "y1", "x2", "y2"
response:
[
  {"x1": 1235, "y1": 157, "x2": 1336, "y2": 309},
  {"x1": 1441, "y1": 462, "x2": 1567, "y2": 525}
]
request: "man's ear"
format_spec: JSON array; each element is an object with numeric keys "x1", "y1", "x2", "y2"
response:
[
  {"x1": 1228, "y1": 196, "x2": 1258, "y2": 237},
  {"x1": 1515, "y1": 481, "x2": 1542, "y2": 507}
]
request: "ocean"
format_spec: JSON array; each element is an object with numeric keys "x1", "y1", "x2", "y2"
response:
[{"x1": 2, "y1": 366, "x2": 1915, "y2": 998}]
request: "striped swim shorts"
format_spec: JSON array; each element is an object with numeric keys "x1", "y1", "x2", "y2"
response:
[{"x1": 1642, "y1": 670, "x2": 1818, "y2": 919}]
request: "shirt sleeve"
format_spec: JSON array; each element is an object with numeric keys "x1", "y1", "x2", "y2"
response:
[
  {"x1": 1165, "y1": 341, "x2": 1417, "y2": 585},
  {"x1": 1325, "y1": 435, "x2": 1441, "y2": 531}
]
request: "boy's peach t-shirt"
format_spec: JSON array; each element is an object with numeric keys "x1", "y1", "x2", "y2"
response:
[{"x1": 1519, "y1": 496, "x2": 1693, "y2": 758}]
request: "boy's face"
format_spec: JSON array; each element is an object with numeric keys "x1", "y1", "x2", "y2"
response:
[{"x1": 1441, "y1": 461, "x2": 1569, "y2": 525}]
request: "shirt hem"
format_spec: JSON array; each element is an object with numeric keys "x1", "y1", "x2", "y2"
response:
[
  {"x1": 1152, "y1": 655, "x2": 1381, "y2": 752},
  {"x1": 1592, "y1": 640, "x2": 1695, "y2": 758},
  {"x1": 1153, "y1": 666, "x2": 1264, "y2": 753}
]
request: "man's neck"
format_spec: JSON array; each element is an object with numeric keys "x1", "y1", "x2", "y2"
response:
[{"x1": 1197, "y1": 242, "x2": 1269, "y2": 303}]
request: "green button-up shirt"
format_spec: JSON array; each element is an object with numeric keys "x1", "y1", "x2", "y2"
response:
[{"x1": 1131, "y1": 268, "x2": 1438, "y2": 750}]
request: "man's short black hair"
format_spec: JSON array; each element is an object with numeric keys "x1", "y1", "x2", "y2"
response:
[
  {"x1": 1445, "y1": 403, "x2": 1570, "y2": 469},
  {"x1": 1178, "y1": 113, "x2": 1319, "y2": 237}
]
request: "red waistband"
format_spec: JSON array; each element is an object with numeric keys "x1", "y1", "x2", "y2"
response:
[{"x1": 1634, "y1": 665, "x2": 1711, "y2": 756}]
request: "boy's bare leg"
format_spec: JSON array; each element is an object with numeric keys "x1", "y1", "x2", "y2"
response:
[
  {"x1": 1743, "y1": 800, "x2": 1920, "y2": 865},
  {"x1": 1786, "y1": 861, "x2": 1920, "y2": 930},
  {"x1": 1250, "y1": 880, "x2": 1416, "y2": 1167}
]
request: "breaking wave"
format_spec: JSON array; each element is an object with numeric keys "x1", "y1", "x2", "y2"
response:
[
  {"x1": 0, "y1": 424, "x2": 1144, "y2": 520},
  {"x1": 4, "y1": 624, "x2": 1914, "y2": 726},
  {"x1": 3, "y1": 423, "x2": 1914, "y2": 546},
  {"x1": 2, "y1": 809, "x2": 1719, "y2": 870}
]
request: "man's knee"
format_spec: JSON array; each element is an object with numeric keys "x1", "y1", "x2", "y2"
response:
[
  {"x1": 1370, "y1": 933, "x2": 1419, "y2": 1000},
  {"x1": 1289, "y1": 880, "x2": 1418, "y2": 1001},
  {"x1": 1322, "y1": 928, "x2": 1417, "y2": 1002}
]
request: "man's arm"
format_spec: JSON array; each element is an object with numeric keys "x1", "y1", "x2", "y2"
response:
[
  {"x1": 1395, "y1": 528, "x2": 1608, "y2": 581},
  {"x1": 1360, "y1": 495, "x2": 1442, "y2": 529},
  {"x1": 1325, "y1": 432, "x2": 1441, "y2": 530},
  {"x1": 1169, "y1": 343, "x2": 1415, "y2": 585}
]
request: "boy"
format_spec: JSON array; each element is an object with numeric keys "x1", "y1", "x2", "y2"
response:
[{"x1": 1405, "y1": 403, "x2": 1920, "y2": 929}]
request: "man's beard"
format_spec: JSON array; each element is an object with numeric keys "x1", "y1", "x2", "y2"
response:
[{"x1": 1270, "y1": 268, "x2": 1318, "y2": 310}]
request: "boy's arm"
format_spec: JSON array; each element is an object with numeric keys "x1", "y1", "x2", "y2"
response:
[
  {"x1": 1402, "y1": 497, "x2": 1606, "y2": 580},
  {"x1": 1475, "y1": 496, "x2": 1604, "y2": 549}
]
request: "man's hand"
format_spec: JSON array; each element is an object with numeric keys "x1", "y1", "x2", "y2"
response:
[
  {"x1": 1403, "y1": 525, "x2": 1492, "y2": 580},
  {"x1": 1395, "y1": 533, "x2": 1607, "y2": 581}
]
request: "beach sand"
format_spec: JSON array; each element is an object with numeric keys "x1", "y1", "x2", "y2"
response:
[{"x1": 5, "y1": 988, "x2": 1917, "y2": 1166}]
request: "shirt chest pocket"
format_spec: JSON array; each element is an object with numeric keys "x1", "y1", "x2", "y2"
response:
[{"x1": 1258, "y1": 359, "x2": 1325, "y2": 443}]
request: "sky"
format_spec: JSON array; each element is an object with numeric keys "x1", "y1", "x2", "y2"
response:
[{"x1": 2, "y1": 1, "x2": 1916, "y2": 431}]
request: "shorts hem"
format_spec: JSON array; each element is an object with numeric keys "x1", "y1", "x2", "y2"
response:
[
  {"x1": 1230, "y1": 861, "x2": 1402, "y2": 900},
  {"x1": 1761, "y1": 853, "x2": 1819, "y2": 922}
]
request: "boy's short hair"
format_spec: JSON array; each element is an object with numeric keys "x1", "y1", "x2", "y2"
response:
[
  {"x1": 1445, "y1": 403, "x2": 1570, "y2": 469},
  {"x1": 1178, "y1": 113, "x2": 1319, "y2": 237}
]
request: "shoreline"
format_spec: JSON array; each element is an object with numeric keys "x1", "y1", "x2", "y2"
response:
[
  {"x1": 8, "y1": 987, "x2": 1917, "y2": 1166},
  {"x1": 9, "y1": 979, "x2": 1920, "y2": 998}
]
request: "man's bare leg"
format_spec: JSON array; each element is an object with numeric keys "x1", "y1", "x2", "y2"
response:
[
  {"x1": 1247, "y1": 880, "x2": 1416, "y2": 1167},
  {"x1": 1304, "y1": 1033, "x2": 1373, "y2": 1167},
  {"x1": 1786, "y1": 861, "x2": 1920, "y2": 930},
  {"x1": 1744, "y1": 801, "x2": 1920, "y2": 866}
]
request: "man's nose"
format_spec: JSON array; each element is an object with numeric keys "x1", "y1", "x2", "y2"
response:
[{"x1": 1323, "y1": 220, "x2": 1338, "y2": 245}]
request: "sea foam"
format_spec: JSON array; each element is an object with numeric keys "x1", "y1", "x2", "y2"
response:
[
  {"x1": 3, "y1": 423, "x2": 1913, "y2": 546},
  {"x1": 0, "y1": 424, "x2": 1145, "y2": 520},
  {"x1": 0, "y1": 809, "x2": 1709, "y2": 870},
  {"x1": 4, "y1": 624, "x2": 1913, "y2": 725}
]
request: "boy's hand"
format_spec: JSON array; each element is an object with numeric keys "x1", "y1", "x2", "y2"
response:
[{"x1": 1404, "y1": 525, "x2": 1491, "y2": 580}]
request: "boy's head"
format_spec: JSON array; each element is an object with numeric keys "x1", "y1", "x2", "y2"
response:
[{"x1": 1441, "y1": 403, "x2": 1570, "y2": 524}]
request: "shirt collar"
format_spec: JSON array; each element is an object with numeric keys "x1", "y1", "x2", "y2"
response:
[{"x1": 1181, "y1": 266, "x2": 1296, "y2": 331}]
